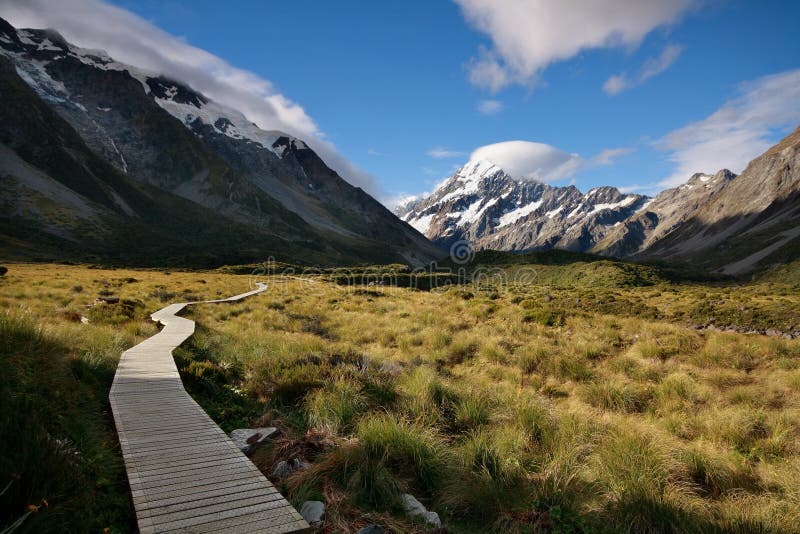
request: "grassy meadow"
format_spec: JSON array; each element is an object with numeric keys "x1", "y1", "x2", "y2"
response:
[{"x1": 1, "y1": 260, "x2": 800, "y2": 533}]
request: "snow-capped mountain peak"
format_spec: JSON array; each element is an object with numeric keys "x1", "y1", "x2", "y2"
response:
[
  {"x1": 1, "y1": 26, "x2": 302, "y2": 162},
  {"x1": 0, "y1": 16, "x2": 443, "y2": 267},
  {"x1": 146, "y1": 76, "x2": 299, "y2": 157},
  {"x1": 399, "y1": 161, "x2": 650, "y2": 252}
]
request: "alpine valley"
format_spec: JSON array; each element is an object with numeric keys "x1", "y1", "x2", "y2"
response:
[
  {"x1": 2, "y1": 16, "x2": 800, "y2": 277},
  {"x1": 5, "y1": 5, "x2": 800, "y2": 534}
]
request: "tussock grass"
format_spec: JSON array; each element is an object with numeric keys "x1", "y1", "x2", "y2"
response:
[
  {"x1": 305, "y1": 378, "x2": 366, "y2": 434},
  {"x1": 4, "y1": 263, "x2": 800, "y2": 532},
  {"x1": 356, "y1": 415, "x2": 448, "y2": 498},
  {"x1": 591, "y1": 429, "x2": 709, "y2": 532},
  {"x1": 440, "y1": 429, "x2": 528, "y2": 522},
  {"x1": 581, "y1": 380, "x2": 654, "y2": 413},
  {"x1": 451, "y1": 393, "x2": 493, "y2": 432}
]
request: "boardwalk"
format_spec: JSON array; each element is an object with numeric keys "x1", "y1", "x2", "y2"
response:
[{"x1": 109, "y1": 284, "x2": 309, "y2": 533}]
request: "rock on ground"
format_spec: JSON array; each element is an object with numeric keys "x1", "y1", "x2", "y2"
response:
[
  {"x1": 401, "y1": 493, "x2": 441, "y2": 528},
  {"x1": 299, "y1": 500, "x2": 325, "y2": 527},
  {"x1": 229, "y1": 427, "x2": 280, "y2": 454},
  {"x1": 270, "y1": 458, "x2": 309, "y2": 478},
  {"x1": 423, "y1": 511, "x2": 441, "y2": 528}
]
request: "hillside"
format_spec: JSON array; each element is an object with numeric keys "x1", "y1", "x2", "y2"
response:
[
  {"x1": 0, "y1": 18, "x2": 442, "y2": 267},
  {"x1": 592, "y1": 169, "x2": 736, "y2": 258},
  {"x1": 637, "y1": 126, "x2": 800, "y2": 274}
]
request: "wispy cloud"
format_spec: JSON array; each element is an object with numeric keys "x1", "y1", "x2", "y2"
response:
[
  {"x1": 618, "y1": 182, "x2": 662, "y2": 196},
  {"x1": 382, "y1": 193, "x2": 426, "y2": 212},
  {"x1": 656, "y1": 69, "x2": 800, "y2": 187},
  {"x1": 603, "y1": 44, "x2": 684, "y2": 95},
  {"x1": 426, "y1": 146, "x2": 467, "y2": 159},
  {"x1": 455, "y1": 0, "x2": 695, "y2": 91},
  {"x1": 589, "y1": 147, "x2": 634, "y2": 166},
  {"x1": 477, "y1": 99, "x2": 503, "y2": 115},
  {"x1": 367, "y1": 148, "x2": 383, "y2": 156},
  {"x1": 0, "y1": 0, "x2": 378, "y2": 193}
]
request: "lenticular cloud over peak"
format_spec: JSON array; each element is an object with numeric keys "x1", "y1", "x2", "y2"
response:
[{"x1": 469, "y1": 140, "x2": 583, "y2": 183}]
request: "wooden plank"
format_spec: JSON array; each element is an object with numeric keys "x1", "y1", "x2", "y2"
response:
[
  {"x1": 136, "y1": 478, "x2": 267, "y2": 503},
  {"x1": 136, "y1": 481, "x2": 276, "y2": 510},
  {"x1": 110, "y1": 284, "x2": 309, "y2": 533},
  {"x1": 155, "y1": 498, "x2": 297, "y2": 532},
  {"x1": 183, "y1": 508, "x2": 308, "y2": 533}
]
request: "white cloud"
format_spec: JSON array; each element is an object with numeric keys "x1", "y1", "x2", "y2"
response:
[
  {"x1": 603, "y1": 44, "x2": 684, "y2": 95},
  {"x1": 470, "y1": 141, "x2": 583, "y2": 182},
  {"x1": 602, "y1": 76, "x2": 628, "y2": 97},
  {"x1": 455, "y1": 0, "x2": 695, "y2": 91},
  {"x1": 589, "y1": 147, "x2": 634, "y2": 166},
  {"x1": 383, "y1": 192, "x2": 427, "y2": 212},
  {"x1": 427, "y1": 147, "x2": 467, "y2": 159},
  {"x1": 618, "y1": 182, "x2": 662, "y2": 196},
  {"x1": 476, "y1": 99, "x2": 503, "y2": 115},
  {"x1": 656, "y1": 69, "x2": 800, "y2": 187},
  {"x1": 0, "y1": 0, "x2": 378, "y2": 193}
]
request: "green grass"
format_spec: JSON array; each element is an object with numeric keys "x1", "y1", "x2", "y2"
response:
[
  {"x1": 0, "y1": 311, "x2": 133, "y2": 532},
  {"x1": 305, "y1": 378, "x2": 366, "y2": 434},
  {"x1": 3, "y1": 262, "x2": 800, "y2": 532}
]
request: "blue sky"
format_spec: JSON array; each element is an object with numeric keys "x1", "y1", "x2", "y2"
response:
[{"x1": 4, "y1": 0, "x2": 800, "y2": 203}]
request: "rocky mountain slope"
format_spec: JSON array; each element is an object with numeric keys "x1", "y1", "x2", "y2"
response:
[
  {"x1": 0, "y1": 18, "x2": 441, "y2": 267},
  {"x1": 638, "y1": 126, "x2": 800, "y2": 275},
  {"x1": 399, "y1": 159, "x2": 651, "y2": 253},
  {"x1": 591, "y1": 169, "x2": 736, "y2": 258},
  {"x1": 400, "y1": 128, "x2": 800, "y2": 275}
]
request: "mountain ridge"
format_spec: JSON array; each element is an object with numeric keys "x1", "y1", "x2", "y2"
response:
[
  {"x1": 398, "y1": 127, "x2": 800, "y2": 275},
  {"x1": 0, "y1": 18, "x2": 442, "y2": 267},
  {"x1": 399, "y1": 158, "x2": 651, "y2": 253},
  {"x1": 638, "y1": 125, "x2": 800, "y2": 274}
]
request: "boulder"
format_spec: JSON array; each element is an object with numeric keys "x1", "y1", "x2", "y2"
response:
[
  {"x1": 423, "y1": 511, "x2": 442, "y2": 528},
  {"x1": 229, "y1": 427, "x2": 280, "y2": 454},
  {"x1": 271, "y1": 460, "x2": 292, "y2": 478},
  {"x1": 299, "y1": 500, "x2": 325, "y2": 527},
  {"x1": 290, "y1": 458, "x2": 309, "y2": 469},
  {"x1": 357, "y1": 526, "x2": 384, "y2": 534},
  {"x1": 401, "y1": 494, "x2": 441, "y2": 527},
  {"x1": 401, "y1": 494, "x2": 427, "y2": 516},
  {"x1": 270, "y1": 458, "x2": 308, "y2": 478}
]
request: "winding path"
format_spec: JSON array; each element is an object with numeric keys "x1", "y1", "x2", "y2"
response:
[{"x1": 109, "y1": 283, "x2": 309, "y2": 533}]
